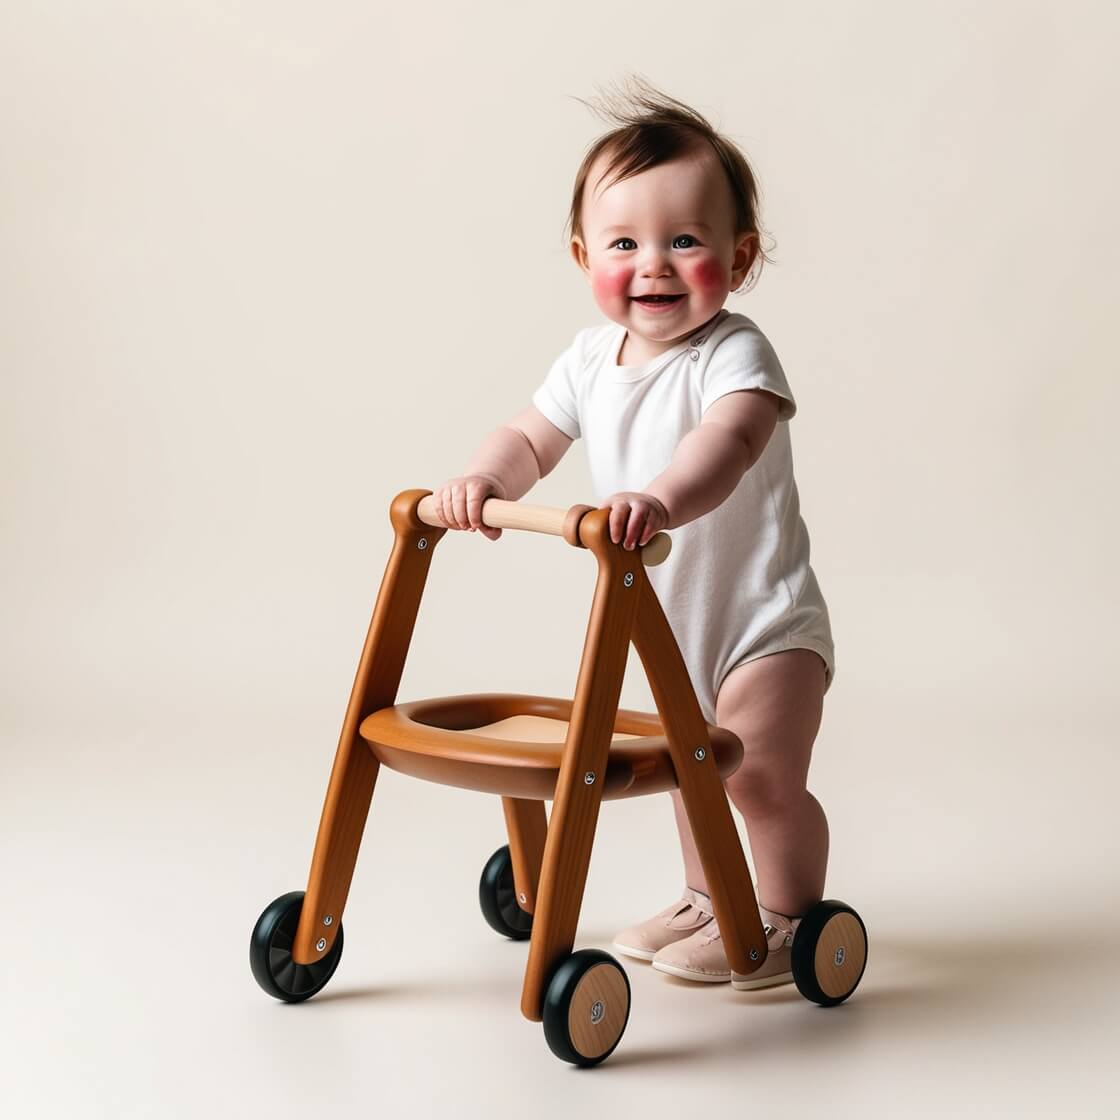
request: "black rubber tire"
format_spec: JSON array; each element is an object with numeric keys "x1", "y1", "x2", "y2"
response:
[
  {"x1": 478, "y1": 845, "x2": 533, "y2": 940},
  {"x1": 542, "y1": 949, "x2": 631, "y2": 1067},
  {"x1": 790, "y1": 899, "x2": 868, "y2": 1007},
  {"x1": 250, "y1": 890, "x2": 344, "y2": 1003}
]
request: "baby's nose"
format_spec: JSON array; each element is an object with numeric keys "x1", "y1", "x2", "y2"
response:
[{"x1": 639, "y1": 251, "x2": 673, "y2": 276}]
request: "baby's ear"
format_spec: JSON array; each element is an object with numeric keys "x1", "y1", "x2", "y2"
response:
[
  {"x1": 733, "y1": 231, "x2": 760, "y2": 281},
  {"x1": 570, "y1": 237, "x2": 590, "y2": 275}
]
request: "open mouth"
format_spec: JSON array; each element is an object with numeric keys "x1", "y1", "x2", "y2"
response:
[{"x1": 632, "y1": 294, "x2": 685, "y2": 308}]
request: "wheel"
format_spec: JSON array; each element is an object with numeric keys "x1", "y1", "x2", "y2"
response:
[
  {"x1": 790, "y1": 899, "x2": 867, "y2": 1007},
  {"x1": 542, "y1": 949, "x2": 631, "y2": 1067},
  {"x1": 478, "y1": 845, "x2": 533, "y2": 940},
  {"x1": 250, "y1": 890, "x2": 344, "y2": 1002}
]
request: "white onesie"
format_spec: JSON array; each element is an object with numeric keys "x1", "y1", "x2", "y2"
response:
[{"x1": 531, "y1": 307, "x2": 835, "y2": 724}]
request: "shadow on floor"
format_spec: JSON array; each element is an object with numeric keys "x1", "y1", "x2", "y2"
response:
[{"x1": 302, "y1": 923, "x2": 1108, "y2": 1069}]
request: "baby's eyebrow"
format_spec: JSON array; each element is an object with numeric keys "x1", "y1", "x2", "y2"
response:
[{"x1": 602, "y1": 220, "x2": 712, "y2": 234}]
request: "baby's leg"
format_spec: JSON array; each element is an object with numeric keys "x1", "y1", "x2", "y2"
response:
[
  {"x1": 668, "y1": 787, "x2": 707, "y2": 894},
  {"x1": 670, "y1": 648, "x2": 828, "y2": 916}
]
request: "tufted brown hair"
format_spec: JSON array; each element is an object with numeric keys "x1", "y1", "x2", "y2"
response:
[{"x1": 563, "y1": 74, "x2": 775, "y2": 287}]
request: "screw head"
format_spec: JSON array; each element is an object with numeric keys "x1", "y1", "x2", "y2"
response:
[
  {"x1": 417, "y1": 537, "x2": 428, "y2": 550},
  {"x1": 694, "y1": 746, "x2": 706, "y2": 761},
  {"x1": 750, "y1": 947, "x2": 760, "y2": 961},
  {"x1": 623, "y1": 572, "x2": 634, "y2": 587},
  {"x1": 584, "y1": 771, "x2": 596, "y2": 785},
  {"x1": 590, "y1": 1000, "x2": 605, "y2": 1025},
  {"x1": 518, "y1": 892, "x2": 527, "y2": 904},
  {"x1": 322, "y1": 915, "x2": 333, "y2": 926},
  {"x1": 316, "y1": 937, "x2": 328, "y2": 952}
]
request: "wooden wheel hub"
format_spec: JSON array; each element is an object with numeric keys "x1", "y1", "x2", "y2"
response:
[
  {"x1": 567, "y1": 963, "x2": 629, "y2": 1060},
  {"x1": 813, "y1": 912, "x2": 867, "y2": 998}
]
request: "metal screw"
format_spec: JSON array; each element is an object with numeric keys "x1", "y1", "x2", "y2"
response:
[
  {"x1": 417, "y1": 537, "x2": 428, "y2": 550},
  {"x1": 750, "y1": 947, "x2": 759, "y2": 961},
  {"x1": 623, "y1": 572, "x2": 634, "y2": 587},
  {"x1": 590, "y1": 1000, "x2": 605, "y2": 1025},
  {"x1": 694, "y1": 746, "x2": 706, "y2": 761},
  {"x1": 322, "y1": 915, "x2": 333, "y2": 926},
  {"x1": 518, "y1": 892, "x2": 526, "y2": 904},
  {"x1": 316, "y1": 937, "x2": 328, "y2": 952},
  {"x1": 584, "y1": 771, "x2": 596, "y2": 785}
]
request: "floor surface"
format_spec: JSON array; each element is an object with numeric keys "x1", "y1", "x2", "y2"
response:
[{"x1": 3, "y1": 702, "x2": 1116, "y2": 1118}]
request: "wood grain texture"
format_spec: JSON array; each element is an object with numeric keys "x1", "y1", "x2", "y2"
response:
[
  {"x1": 294, "y1": 488, "x2": 765, "y2": 1027},
  {"x1": 359, "y1": 695, "x2": 742, "y2": 800},
  {"x1": 292, "y1": 490, "x2": 446, "y2": 965},
  {"x1": 566, "y1": 963, "x2": 629, "y2": 1060},
  {"x1": 501, "y1": 797, "x2": 547, "y2": 915},
  {"x1": 519, "y1": 509, "x2": 639, "y2": 1021},
  {"x1": 630, "y1": 567, "x2": 768, "y2": 976},
  {"x1": 814, "y1": 912, "x2": 867, "y2": 998},
  {"x1": 415, "y1": 493, "x2": 671, "y2": 566}
]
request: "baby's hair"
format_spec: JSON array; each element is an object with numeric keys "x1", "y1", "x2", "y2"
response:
[{"x1": 564, "y1": 74, "x2": 775, "y2": 291}]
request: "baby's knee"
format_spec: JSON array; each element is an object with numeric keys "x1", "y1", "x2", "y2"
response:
[{"x1": 724, "y1": 759, "x2": 805, "y2": 814}]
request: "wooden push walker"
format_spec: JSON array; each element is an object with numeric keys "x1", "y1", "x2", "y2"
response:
[{"x1": 250, "y1": 488, "x2": 868, "y2": 1066}]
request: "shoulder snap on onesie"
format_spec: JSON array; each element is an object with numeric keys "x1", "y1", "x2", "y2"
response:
[{"x1": 532, "y1": 307, "x2": 835, "y2": 724}]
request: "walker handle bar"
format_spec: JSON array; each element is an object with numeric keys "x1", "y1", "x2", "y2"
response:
[{"x1": 416, "y1": 493, "x2": 672, "y2": 567}]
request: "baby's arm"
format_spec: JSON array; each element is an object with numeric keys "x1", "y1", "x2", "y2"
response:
[
  {"x1": 434, "y1": 405, "x2": 573, "y2": 539},
  {"x1": 431, "y1": 425, "x2": 537, "y2": 541},
  {"x1": 461, "y1": 424, "x2": 540, "y2": 503},
  {"x1": 643, "y1": 388, "x2": 781, "y2": 529}
]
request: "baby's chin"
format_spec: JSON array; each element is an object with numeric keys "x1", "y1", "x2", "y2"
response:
[{"x1": 619, "y1": 299, "x2": 725, "y2": 339}]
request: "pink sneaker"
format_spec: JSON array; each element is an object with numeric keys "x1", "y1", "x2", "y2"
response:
[
  {"x1": 652, "y1": 906, "x2": 802, "y2": 988},
  {"x1": 651, "y1": 912, "x2": 732, "y2": 982},
  {"x1": 612, "y1": 887, "x2": 715, "y2": 962},
  {"x1": 731, "y1": 910, "x2": 801, "y2": 991}
]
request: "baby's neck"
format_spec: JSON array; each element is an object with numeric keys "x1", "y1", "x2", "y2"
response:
[{"x1": 616, "y1": 310, "x2": 724, "y2": 367}]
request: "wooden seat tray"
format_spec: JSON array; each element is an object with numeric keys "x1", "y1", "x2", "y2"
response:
[{"x1": 359, "y1": 692, "x2": 743, "y2": 801}]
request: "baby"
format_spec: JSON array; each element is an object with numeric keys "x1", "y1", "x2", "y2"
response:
[{"x1": 433, "y1": 79, "x2": 835, "y2": 991}]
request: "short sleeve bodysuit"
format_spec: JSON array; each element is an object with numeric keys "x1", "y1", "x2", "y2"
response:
[{"x1": 531, "y1": 307, "x2": 834, "y2": 724}]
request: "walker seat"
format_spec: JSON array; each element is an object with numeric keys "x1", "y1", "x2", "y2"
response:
[
  {"x1": 360, "y1": 692, "x2": 743, "y2": 800},
  {"x1": 249, "y1": 489, "x2": 868, "y2": 1067}
]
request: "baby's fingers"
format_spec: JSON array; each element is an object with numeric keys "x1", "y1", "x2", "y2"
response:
[
  {"x1": 450, "y1": 484, "x2": 474, "y2": 530},
  {"x1": 637, "y1": 505, "x2": 667, "y2": 546},
  {"x1": 466, "y1": 484, "x2": 492, "y2": 532},
  {"x1": 440, "y1": 486, "x2": 461, "y2": 529},
  {"x1": 438, "y1": 484, "x2": 467, "y2": 530},
  {"x1": 622, "y1": 508, "x2": 651, "y2": 550},
  {"x1": 433, "y1": 486, "x2": 452, "y2": 527},
  {"x1": 607, "y1": 502, "x2": 630, "y2": 545}
]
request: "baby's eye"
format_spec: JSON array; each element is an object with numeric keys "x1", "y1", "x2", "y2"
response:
[
  {"x1": 610, "y1": 238, "x2": 637, "y2": 251},
  {"x1": 673, "y1": 234, "x2": 699, "y2": 249}
]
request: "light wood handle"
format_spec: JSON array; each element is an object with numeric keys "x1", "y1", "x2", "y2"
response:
[{"x1": 416, "y1": 493, "x2": 672, "y2": 567}]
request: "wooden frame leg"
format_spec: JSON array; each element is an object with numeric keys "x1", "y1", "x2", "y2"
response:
[
  {"x1": 630, "y1": 570, "x2": 767, "y2": 975},
  {"x1": 293, "y1": 740, "x2": 379, "y2": 964},
  {"x1": 293, "y1": 489, "x2": 446, "y2": 965},
  {"x1": 519, "y1": 514, "x2": 640, "y2": 1021},
  {"x1": 501, "y1": 798, "x2": 548, "y2": 914}
]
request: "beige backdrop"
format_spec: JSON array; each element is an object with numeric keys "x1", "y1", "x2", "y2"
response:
[{"x1": 3, "y1": 1, "x2": 1117, "y2": 1116}]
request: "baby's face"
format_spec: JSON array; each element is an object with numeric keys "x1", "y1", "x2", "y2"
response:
[{"x1": 572, "y1": 149, "x2": 757, "y2": 362}]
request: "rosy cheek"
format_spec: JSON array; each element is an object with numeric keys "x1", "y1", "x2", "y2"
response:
[
  {"x1": 686, "y1": 257, "x2": 728, "y2": 293},
  {"x1": 591, "y1": 266, "x2": 633, "y2": 303}
]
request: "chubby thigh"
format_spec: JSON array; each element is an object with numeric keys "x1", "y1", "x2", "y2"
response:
[{"x1": 714, "y1": 648, "x2": 827, "y2": 803}]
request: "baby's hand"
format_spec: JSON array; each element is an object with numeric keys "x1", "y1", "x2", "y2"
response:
[
  {"x1": 600, "y1": 491, "x2": 670, "y2": 551},
  {"x1": 432, "y1": 475, "x2": 505, "y2": 540}
]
